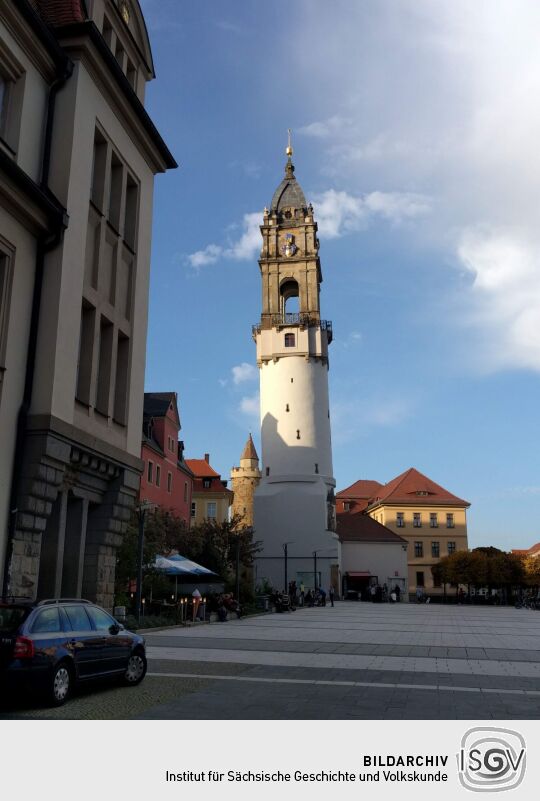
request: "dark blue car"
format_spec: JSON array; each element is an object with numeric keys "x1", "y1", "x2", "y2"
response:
[{"x1": 0, "y1": 598, "x2": 146, "y2": 706}]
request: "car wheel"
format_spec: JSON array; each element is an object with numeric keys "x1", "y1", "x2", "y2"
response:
[
  {"x1": 123, "y1": 651, "x2": 147, "y2": 686},
  {"x1": 48, "y1": 662, "x2": 73, "y2": 706}
]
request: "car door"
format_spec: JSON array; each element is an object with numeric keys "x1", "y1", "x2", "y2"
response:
[
  {"x1": 86, "y1": 605, "x2": 131, "y2": 673},
  {"x1": 28, "y1": 607, "x2": 65, "y2": 672},
  {"x1": 62, "y1": 604, "x2": 104, "y2": 678}
]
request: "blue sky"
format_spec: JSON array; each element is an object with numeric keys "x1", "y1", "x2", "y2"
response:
[{"x1": 140, "y1": 0, "x2": 540, "y2": 549}]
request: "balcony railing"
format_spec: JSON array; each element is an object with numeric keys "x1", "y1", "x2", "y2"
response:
[{"x1": 252, "y1": 315, "x2": 333, "y2": 343}]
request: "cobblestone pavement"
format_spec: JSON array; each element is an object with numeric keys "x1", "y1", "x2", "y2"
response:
[{"x1": 3, "y1": 603, "x2": 540, "y2": 719}]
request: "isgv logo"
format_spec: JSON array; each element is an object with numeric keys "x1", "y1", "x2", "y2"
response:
[{"x1": 457, "y1": 727, "x2": 526, "y2": 792}]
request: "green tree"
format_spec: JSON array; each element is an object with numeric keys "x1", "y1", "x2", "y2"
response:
[
  {"x1": 524, "y1": 556, "x2": 540, "y2": 588},
  {"x1": 115, "y1": 509, "x2": 260, "y2": 604},
  {"x1": 115, "y1": 508, "x2": 190, "y2": 602}
]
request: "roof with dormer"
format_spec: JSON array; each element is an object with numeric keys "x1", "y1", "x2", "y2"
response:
[
  {"x1": 369, "y1": 468, "x2": 470, "y2": 508},
  {"x1": 337, "y1": 469, "x2": 469, "y2": 509},
  {"x1": 143, "y1": 392, "x2": 180, "y2": 426},
  {"x1": 270, "y1": 159, "x2": 307, "y2": 212}
]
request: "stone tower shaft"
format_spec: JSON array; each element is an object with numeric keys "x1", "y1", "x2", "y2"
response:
[{"x1": 252, "y1": 145, "x2": 337, "y2": 591}]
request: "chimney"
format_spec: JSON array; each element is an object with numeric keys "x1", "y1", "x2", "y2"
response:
[{"x1": 204, "y1": 453, "x2": 210, "y2": 463}]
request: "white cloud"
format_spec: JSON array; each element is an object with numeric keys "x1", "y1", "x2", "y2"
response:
[
  {"x1": 232, "y1": 362, "x2": 258, "y2": 385},
  {"x1": 187, "y1": 243, "x2": 222, "y2": 269},
  {"x1": 298, "y1": 115, "x2": 352, "y2": 139},
  {"x1": 288, "y1": 1, "x2": 540, "y2": 373},
  {"x1": 313, "y1": 189, "x2": 429, "y2": 239},
  {"x1": 331, "y1": 395, "x2": 413, "y2": 444},
  {"x1": 187, "y1": 212, "x2": 261, "y2": 269},
  {"x1": 239, "y1": 392, "x2": 260, "y2": 423},
  {"x1": 224, "y1": 212, "x2": 261, "y2": 260},
  {"x1": 457, "y1": 228, "x2": 540, "y2": 370}
]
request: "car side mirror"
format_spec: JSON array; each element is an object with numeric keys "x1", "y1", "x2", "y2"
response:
[{"x1": 109, "y1": 623, "x2": 120, "y2": 635}]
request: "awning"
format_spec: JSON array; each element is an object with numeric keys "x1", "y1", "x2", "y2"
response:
[{"x1": 155, "y1": 554, "x2": 218, "y2": 576}]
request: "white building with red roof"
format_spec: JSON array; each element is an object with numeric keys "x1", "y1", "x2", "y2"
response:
[{"x1": 337, "y1": 468, "x2": 470, "y2": 599}]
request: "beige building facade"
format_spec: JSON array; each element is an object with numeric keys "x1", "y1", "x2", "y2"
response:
[
  {"x1": 0, "y1": 0, "x2": 175, "y2": 607},
  {"x1": 337, "y1": 469, "x2": 469, "y2": 598},
  {"x1": 186, "y1": 455, "x2": 233, "y2": 527},
  {"x1": 230, "y1": 434, "x2": 261, "y2": 527}
]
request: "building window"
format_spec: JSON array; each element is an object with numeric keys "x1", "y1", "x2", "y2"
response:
[
  {"x1": 265, "y1": 467, "x2": 270, "y2": 476},
  {"x1": 296, "y1": 429, "x2": 300, "y2": 439},
  {"x1": 343, "y1": 502, "x2": 350, "y2": 512},
  {"x1": 0, "y1": 248, "x2": 13, "y2": 381},
  {"x1": 206, "y1": 502, "x2": 217, "y2": 520},
  {"x1": 416, "y1": 571, "x2": 425, "y2": 587},
  {"x1": 113, "y1": 331, "x2": 129, "y2": 425},
  {"x1": 448, "y1": 541, "x2": 456, "y2": 554},
  {"x1": 414, "y1": 541, "x2": 423, "y2": 558},
  {"x1": 155, "y1": 465, "x2": 161, "y2": 487},
  {"x1": 183, "y1": 482, "x2": 188, "y2": 502},
  {"x1": 0, "y1": 75, "x2": 8, "y2": 136},
  {"x1": 430, "y1": 513, "x2": 438, "y2": 528},
  {"x1": 431, "y1": 541, "x2": 440, "y2": 558},
  {"x1": 191, "y1": 502, "x2": 196, "y2": 518},
  {"x1": 433, "y1": 575, "x2": 442, "y2": 588},
  {"x1": 396, "y1": 512, "x2": 404, "y2": 528},
  {"x1": 286, "y1": 404, "x2": 290, "y2": 412},
  {"x1": 203, "y1": 478, "x2": 211, "y2": 489},
  {"x1": 446, "y1": 513, "x2": 455, "y2": 528},
  {"x1": 0, "y1": 54, "x2": 24, "y2": 155},
  {"x1": 284, "y1": 333, "x2": 295, "y2": 347},
  {"x1": 315, "y1": 463, "x2": 319, "y2": 474},
  {"x1": 413, "y1": 512, "x2": 422, "y2": 528},
  {"x1": 167, "y1": 472, "x2": 172, "y2": 493},
  {"x1": 95, "y1": 316, "x2": 114, "y2": 416},
  {"x1": 147, "y1": 461, "x2": 153, "y2": 483}
]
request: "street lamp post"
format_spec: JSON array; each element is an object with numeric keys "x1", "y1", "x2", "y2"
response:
[
  {"x1": 313, "y1": 550, "x2": 318, "y2": 592},
  {"x1": 135, "y1": 500, "x2": 153, "y2": 624},
  {"x1": 282, "y1": 541, "x2": 294, "y2": 593},
  {"x1": 235, "y1": 537, "x2": 240, "y2": 601}
]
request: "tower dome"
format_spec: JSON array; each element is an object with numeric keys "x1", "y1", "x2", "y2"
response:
[{"x1": 270, "y1": 158, "x2": 307, "y2": 214}]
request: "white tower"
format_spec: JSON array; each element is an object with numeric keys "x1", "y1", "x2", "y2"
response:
[{"x1": 253, "y1": 137, "x2": 337, "y2": 592}]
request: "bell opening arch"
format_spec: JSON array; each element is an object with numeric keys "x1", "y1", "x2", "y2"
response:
[{"x1": 280, "y1": 278, "x2": 300, "y2": 317}]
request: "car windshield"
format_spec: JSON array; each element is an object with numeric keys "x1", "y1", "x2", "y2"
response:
[{"x1": 0, "y1": 605, "x2": 30, "y2": 633}]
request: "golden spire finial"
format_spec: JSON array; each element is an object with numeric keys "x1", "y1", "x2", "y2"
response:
[{"x1": 286, "y1": 128, "x2": 293, "y2": 158}]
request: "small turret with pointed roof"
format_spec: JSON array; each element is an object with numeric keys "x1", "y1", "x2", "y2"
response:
[
  {"x1": 240, "y1": 433, "x2": 259, "y2": 465},
  {"x1": 231, "y1": 434, "x2": 261, "y2": 526}
]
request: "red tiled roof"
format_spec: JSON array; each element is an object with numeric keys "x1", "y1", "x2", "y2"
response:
[
  {"x1": 369, "y1": 467, "x2": 470, "y2": 508},
  {"x1": 337, "y1": 479, "x2": 383, "y2": 500},
  {"x1": 337, "y1": 512, "x2": 407, "y2": 544},
  {"x1": 512, "y1": 542, "x2": 540, "y2": 556},
  {"x1": 185, "y1": 459, "x2": 220, "y2": 479},
  {"x1": 30, "y1": 0, "x2": 86, "y2": 26}
]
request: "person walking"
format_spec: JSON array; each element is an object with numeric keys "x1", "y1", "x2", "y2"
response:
[
  {"x1": 393, "y1": 584, "x2": 401, "y2": 603},
  {"x1": 299, "y1": 581, "x2": 305, "y2": 607},
  {"x1": 329, "y1": 585, "x2": 335, "y2": 607}
]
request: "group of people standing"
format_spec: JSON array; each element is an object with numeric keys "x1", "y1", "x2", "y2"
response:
[
  {"x1": 368, "y1": 583, "x2": 402, "y2": 603},
  {"x1": 287, "y1": 581, "x2": 336, "y2": 608}
]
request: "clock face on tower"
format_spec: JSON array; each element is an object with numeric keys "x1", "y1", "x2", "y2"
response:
[{"x1": 281, "y1": 232, "x2": 298, "y2": 257}]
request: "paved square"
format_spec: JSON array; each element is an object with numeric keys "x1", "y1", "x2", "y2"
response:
[
  {"x1": 3, "y1": 602, "x2": 540, "y2": 719},
  {"x1": 140, "y1": 602, "x2": 540, "y2": 719}
]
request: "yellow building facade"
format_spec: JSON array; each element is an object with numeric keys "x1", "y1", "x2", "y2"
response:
[
  {"x1": 185, "y1": 455, "x2": 233, "y2": 526},
  {"x1": 338, "y1": 468, "x2": 470, "y2": 597}
]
